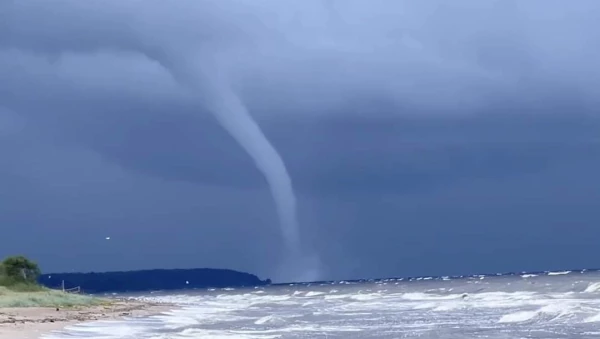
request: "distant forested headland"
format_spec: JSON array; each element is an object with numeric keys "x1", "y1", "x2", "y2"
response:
[{"x1": 38, "y1": 268, "x2": 271, "y2": 293}]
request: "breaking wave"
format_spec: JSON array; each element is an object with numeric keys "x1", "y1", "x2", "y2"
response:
[{"x1": 42, "y1": 269, "x2": 600, "y2": 339}]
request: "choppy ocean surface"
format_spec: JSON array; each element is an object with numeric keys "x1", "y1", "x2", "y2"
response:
[{"x1": 42, "y1": 270, "x2": 600, "y2": 338}]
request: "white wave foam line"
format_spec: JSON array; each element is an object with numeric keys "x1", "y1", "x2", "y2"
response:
[
  {"x1": 153, "y1": 306, "x2": 254, "y2": 328},
  {"x1": 521, "y1": 274, "x2": 538, "y2": 278},
  {"x1": 41, "y1": 319, "x2": 152, "y2": 339},
  {"x1": 350, "y1": 293, "x2": 382, "y2": 301},
  {"x1": 584, "y1": 282, "x2": 600, "y2": 293},
  {"x1": 548, "y1": 271, "x2": 571, "y2": 276},
  {"x1": 255, "y1": 315, "x2": 287, "y2": 325},
  {"x1": 340, "y1": 302, "x2": 414, "y2": 314},
  {"x1": 245, "y1": 295, "x2": 292, "y2": 303},
  {"x1": 137, "y1": 295, "x2": 205, "y2": 305},
  {"x1": 396, "y1": 291, "x2": 582, "y2": 314},
  {"x1": 305, "y1": 291, "x2": 326, "y2": 297},
  {"x1": 233, "y1": 324, "x2": 364, "y2": 334},
  {"x1": 407, "y1": 293, "x2": 543, "y2": 312},
  {"x1": 142, "y1": 289, "x2": 600, "y2": 323},
  {"x1": 584, "y1": 313, "x2": 600, "y2": 323},
  {"x1": 406, "y1": 291, "x2": 540, "y2": 311},
  {"x1": 412, "y1": 302, "x2": 437, "y2": 310},
  {"x1": 321, "y1": 292, "x2": 384, "y2": 302},
  {"x1": 498, "y1": 310, "x2": 539, "y2": 323},
  {"x1": 401, "y1": 293, "x2": 462, "y2": 301},
  {"x1": 323, "y1": 294, "x2": 349, "y2": 300},
  {"x1": 138, "y1": 294, "x2": 268, "y2": 329},
  {"x1": 433, "y1": 303, "x2": 465, "y2": 312},
  {"x1": 178, "y1": 328, "x2": 281, "y2": 339},
  {"x1": 320, "y1": 290, "x2": 554, "y2": 315},
  {"x1": 498, "y1": 303, "x2": 579, "y2": 324},
  {"x1": 253, "y1": 314, "x2": 303, "y2": 325}
]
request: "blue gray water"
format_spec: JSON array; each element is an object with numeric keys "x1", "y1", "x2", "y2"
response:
[{"x1": 43, "y1": 270, "x2": 600, "y2": 338}]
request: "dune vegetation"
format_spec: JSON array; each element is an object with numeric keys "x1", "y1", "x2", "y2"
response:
[{"x1": 0, "y1": 255, "x2": 104, "y2": 308}]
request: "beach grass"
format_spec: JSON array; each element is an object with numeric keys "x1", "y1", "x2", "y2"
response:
[
  {"x1": 0, "y1": 256, "x2": 107, "y2": 308},
  {"x1": 0, "y1": 285, "x2": 105, "y2": 308}
]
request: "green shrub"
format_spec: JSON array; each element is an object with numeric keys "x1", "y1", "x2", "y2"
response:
[{"x1": 1, "y1": 256, "x2": 41, "y2": 284}]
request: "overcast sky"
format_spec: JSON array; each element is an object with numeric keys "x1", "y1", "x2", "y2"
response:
[{"x1": 1, "y1": 0, "x2": 600, "y2": 282}]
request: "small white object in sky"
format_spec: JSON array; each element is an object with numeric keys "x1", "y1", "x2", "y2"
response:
[
  {"x1": 186, "y1": 281, "x2": 189, "y2": 285},
  {"x1": 105, "y1": 237, "x2": 111, "y2": 240}
]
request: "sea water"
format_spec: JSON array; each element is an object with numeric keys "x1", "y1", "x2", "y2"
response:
[{"x1": 42, "y1": 270, "x2": 600, "y2": 338}]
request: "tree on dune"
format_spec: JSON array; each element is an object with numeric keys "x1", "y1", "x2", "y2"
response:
[{"x1": 0, "y1": 255, "x2": 41, "y2": 284}]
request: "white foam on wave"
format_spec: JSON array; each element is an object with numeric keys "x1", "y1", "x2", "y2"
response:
[
  {"x1": 548, "y1": 271, "x2": 571, "y2": 276},
  {"x1": 144, "y1": 292, "x2": 300, "y2": 331},
  {"x1": 254, "y1": 314, "x2": 287, "y2": 325},
  {"x1": 179, "y1": 328, "x2": 281, "y2": 339},
  {"x1": 401, "y1": 293, "x2": 462, "y2": 301},
  {"x1": 235, "y1": 324, "x2": 364, "y2": 334},
  {"x1": 155, "y1": 307, "x2": 255, "y2": 330},
  {"x1": 41, "y1": 318, "x2": 159, "y2": 339},
  {"x1": 349, "y1": 293, "x2": 381, "y2": 301},
  {"x1": 396, "y1": 291, "x2": 555, "y2": 314},
  {"x1": 305, "y1": 291, "x2": 326, "y2": 297},
  {"x1": 584, "y1": 312, "x2": 600, "y2": 323},
  {"x1": 498, "y1": 303, "x2": 578, "y2": 324},
  {"x1": 433, "y1": 303, "x2": 464, "y2": 312},
  {"x1": 521, "y1": 274, "x2": 538, "y2": 278},
  {"x1": 498, "y1": 310, "x2": 539, "y2": 323},
  {"x1": 584, "y1": 282, "x2": 600, "y2": 293},
  {"x1": 412, "y1": 302, "x2": 437, "y2": 310},
  {"x1": 325, "y1": 290, "x2": 553, "y2": 316},
  {"x1": 324, "y1": 294, "x2": 348, "y2": 300}
]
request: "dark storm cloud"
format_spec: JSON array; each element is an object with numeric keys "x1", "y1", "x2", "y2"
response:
[{"x1": 1, "y1": 0, "x2": 600, "y2": 281}]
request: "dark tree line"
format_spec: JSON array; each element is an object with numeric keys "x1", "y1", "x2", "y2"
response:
[{"x1": 39, "y1": 268, "x2": 270, "y2": 293}]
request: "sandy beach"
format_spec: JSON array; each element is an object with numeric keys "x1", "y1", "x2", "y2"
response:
[{"x1": 0, "y1": 299, "x2": 173, "y2": 339}]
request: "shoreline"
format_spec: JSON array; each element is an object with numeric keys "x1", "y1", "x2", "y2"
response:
[{"x1": 0, "y1": 299, "x2": 174, "y2": 339}]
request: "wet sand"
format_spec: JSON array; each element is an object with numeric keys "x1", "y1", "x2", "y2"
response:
[{"x1": 0, "y1": 300, "x2": 173, "y2": 339}]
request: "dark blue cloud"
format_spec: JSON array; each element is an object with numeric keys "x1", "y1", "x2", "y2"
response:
[{"x1": 1, "y1": 0, "x2": 600, "y2": 281}]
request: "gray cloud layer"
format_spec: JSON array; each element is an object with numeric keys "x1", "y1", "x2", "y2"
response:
[{"x1": 1, "y1": 0, "x2": 600, "y2": 281}]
